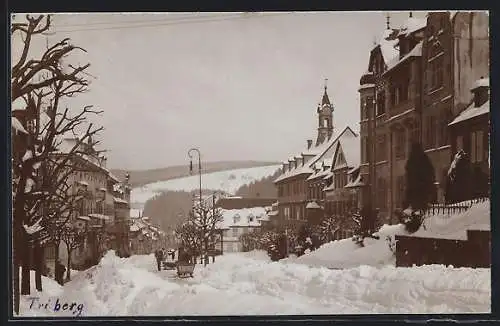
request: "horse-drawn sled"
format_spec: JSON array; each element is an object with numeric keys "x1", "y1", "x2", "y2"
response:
[{"x1": 176, "y1": 261, "x2": 195, "y2": 278}]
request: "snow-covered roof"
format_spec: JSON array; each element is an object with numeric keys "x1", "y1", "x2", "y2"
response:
[
  {"x1": 77, "y1": 215, "x2": 91, "y2": 221},
  {"x1": 275, "y1": 127, "x2": 356, "y2": 183},
  {"x1": 337, "y1": 131, "x2": 360, "y2": 169},
  {"x1": 449, "y1": 100, "x2": 489, "y2": 126},
  {"x1": 89, "y1": 213, "x2": 110, "y2": 221},
  {"x1": 398, "y1": 17, "x2": 427, "y2": 37},
  {"x1": 471, "y1": 77, "x2": 489, "y2": 90},
  {"x1": 345, "y1": 174, "x2": 365, "y2": 189},
  {"x1": 113, "y1": 197, "x2": 128, "y2": 204},
  {"x1": 377, "y1": 29, "x2": 400, "y2": 65},
  {"x1": 11, "y1": 117, "x2": 28, "y2": 134},
  {"x1": 358, "y1": 83, "x2": 375, "y2": 92},
  {"x1": 217, "y1": 207, "x2": 267, "y2": 229},
  {"x1": 108, "y1": 172, "x2": 121, "y2": 183},
  {"x1": 306, "y1": 201, "x2": 321, "y2": 209},
  {"x1": 384, "y1": 41, "x2": 423, "y2": 74}
]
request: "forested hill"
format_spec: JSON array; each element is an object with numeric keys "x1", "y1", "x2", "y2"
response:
[
  {"x1": 111, "y1": 160, "x2": 279, "y2": 188},
  {"x1": 234, "y1": 169, "x2": 281, "y2": 198}
]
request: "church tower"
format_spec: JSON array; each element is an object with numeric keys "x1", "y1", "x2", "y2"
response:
[{"x1": 316, "y1": 79, "x2": 334, "y2": 146}]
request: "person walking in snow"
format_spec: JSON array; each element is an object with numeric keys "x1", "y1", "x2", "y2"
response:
[{"x1": 155, "y1": 248, "x2": 164, "y2": 271}]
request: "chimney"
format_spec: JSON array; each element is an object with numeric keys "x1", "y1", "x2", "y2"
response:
[{"x1": 307, "y1": 139, "x2": 313, "y2": 149}]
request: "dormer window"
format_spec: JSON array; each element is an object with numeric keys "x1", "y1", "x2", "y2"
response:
[{"x1": 233, "y1": 214, "x2": 240, "y2": 224}]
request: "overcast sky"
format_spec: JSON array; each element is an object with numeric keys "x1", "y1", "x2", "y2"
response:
[{"x1": 12, "y1": 11, "x2": 428, "y2": 170}]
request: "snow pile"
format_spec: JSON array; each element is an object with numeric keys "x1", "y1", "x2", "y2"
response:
[
  {"x1": 131, "y1": 165, "x2": 280, "y2": 206},
  {"x1": 413, "y1": 200, "x2": 490, "y2": 240},
  {"x1": 287, "y1": 224, "x2": 408, "y2": 270},
  {"x1": 19, "y1": 250, "x2": 490, "y2": 316}
]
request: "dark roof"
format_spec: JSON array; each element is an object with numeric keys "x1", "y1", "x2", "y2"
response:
[
  {"x1": 321, "y1": 87, "x2": 331, "y2": 106},
  {"x1": 216, "y1": 197, "x2": 276, "y2": 210}
]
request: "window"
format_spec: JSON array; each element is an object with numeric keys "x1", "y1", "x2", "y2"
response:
[
  {"x1": 377, "y1": 91, "x2": 386, "y2": 115},
  {"x1": 395, "y1": 128, "x2": 407, "y2": 160},
  {"x1": 429, "y1": 56, "x2": 444, "y2": 90},
  {"x1": 296, "y1": 208, "x2": 300, "y2": 220},
  {"x1": 323, "y1": 118, "x2": 328, "y2": 128},
  {"x1": 471, "y1": 131, "x2": 484, "y2": 163},
  {"x1": 361, "y1": 136, "x2": 369, "y2": 163},
  {"x1": 396, "y1": 176, "x2": 405, "y2": 208},
  {"x1": 232, "y1": 228, "x2": 238, "y2": 237},
  {"x1": 426, "y1": 116, "x2": 437, "y2": 149},
  {"x1": 376, "y1": 135, "x2": 386, "y2": 162},
  {"x1": 377, "y1": 178, "x2": 387, "y2": 209},
  {"x1": 456, "y1": 135, "x2": 463, "y2": 151}
]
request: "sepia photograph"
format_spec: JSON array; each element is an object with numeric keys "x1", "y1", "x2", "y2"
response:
[{"x1": 10, "y1": 11, "x2": 490, "y2": 317}]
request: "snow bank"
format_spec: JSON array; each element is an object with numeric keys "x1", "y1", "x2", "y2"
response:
[
  {"x1": 287, "y1": 224, "x2": 407, "y2": 270},
  {"x1": 290, "y1": 200, "x2": 490, "y2": 270},
  {"x1": 19, "y1": 249, "x2": 490, "y2": 316},
  {"x1": 130, "y1": 165, "x2": 280, "y2": 206},
  {"x1": 413, "y1": 200, "x2": 490, "y2": 240}
]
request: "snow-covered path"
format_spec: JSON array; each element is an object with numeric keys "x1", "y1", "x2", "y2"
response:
[{"x1": 20, "y1": 251, "x2": 490, "y2": 316}]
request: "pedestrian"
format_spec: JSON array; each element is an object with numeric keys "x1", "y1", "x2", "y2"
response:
[{"x1": 155, "y1": 248, "x2": 164, "y2": 271}]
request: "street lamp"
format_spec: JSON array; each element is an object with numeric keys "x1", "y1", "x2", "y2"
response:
[{"x1": 188, "y1": 148, "x2": 202, "y2": 207}]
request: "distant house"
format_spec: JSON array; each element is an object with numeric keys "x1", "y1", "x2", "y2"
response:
[
  {"x1": 129, "y1": 215, "x2": 165, "y2": 255},
  {"x1": 448, "y1": 76, "x2": 490, "y2": 199},
  {"x1": 216, "y1": 206, "x2": 269, "y2": 253}
]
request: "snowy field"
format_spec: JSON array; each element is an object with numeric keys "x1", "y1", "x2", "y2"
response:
[
  {"x1": 130, "y1": 165, "x2": 280, "y2": 206},
  {"x1": 20, "y1": 250, "x2": 490, "y2": 316}
]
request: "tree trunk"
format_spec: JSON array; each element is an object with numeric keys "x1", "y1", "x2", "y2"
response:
[
  {"x1": 20, "y1": 235, "x2": 31, "y2": 295},
  {"x1": 12, "y1": 221, "x2": 20, "y2": 315},
  {"x1": 34, "y1": 240, "x2": 42, "y2": 291},
  {"x1": 53, "y1": 240, "x2": 60, "y2": 282},
  {"x1": 66, "y1": 250, "x2": 71, "y2": 281}
]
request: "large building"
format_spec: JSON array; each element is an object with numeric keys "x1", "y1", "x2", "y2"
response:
[
  {"x1": 274, "y1": 85, "x2": 359, "y2": 232},
  {"x1": 39, "y1": 133, "x2": 133, "y2": 271},
  {"x1": 358, "y1": 12, "x2": 489, "y2": 223}
]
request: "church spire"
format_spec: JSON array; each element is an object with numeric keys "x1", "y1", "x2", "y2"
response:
[
  {"x1": 316, "y1": 80, "x2": 334, "y2": 146},
  {"x1": 321, "y1": 78, "x2": 331, "y2": 106},
  {"x1": 409, "y1": 11, "x2": 413, "y2": 18}
]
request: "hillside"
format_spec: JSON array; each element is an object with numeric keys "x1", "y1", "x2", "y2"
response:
[
  {"x1": 134, "y1": 164, "x2": 281, "y2": 231},
  {"x1": 234, "y1": 169, "x2": 281, "y2": 198},
  {"x1": 131, "y1": 164, "x2": 281, "y2": 207},
  {"x1": 111, "y1": 160, "x2": 279, "y2": 188}
]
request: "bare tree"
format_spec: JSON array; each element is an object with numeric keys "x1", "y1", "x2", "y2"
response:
[
  {"x1": 175, "y1": 222, "x2": 201, "y2": 260},
  {"x1": 60, "y1": 222, "x2": 86, "y2": 281},
  {"x1": 188, "y1": 200, "x2": 224, "y2": 266},
  {"x1": 11, "y1": 15, "x2": 101, "y2": 315}
]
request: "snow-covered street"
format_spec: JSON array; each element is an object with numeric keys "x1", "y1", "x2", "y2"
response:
[{"x1": 21, "y1": 250, "x2": 490, "y2": 316}]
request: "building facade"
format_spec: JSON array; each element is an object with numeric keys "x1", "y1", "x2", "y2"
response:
[
  {"x1": 274, "y1": 85, "x2": 359, "y2": 228},
  {"x1": 359, "y1": 12, "x2": 489, "y2": 222},
  {"x1": 448, "y1": 77, "x2": 490, "y2": 199}
]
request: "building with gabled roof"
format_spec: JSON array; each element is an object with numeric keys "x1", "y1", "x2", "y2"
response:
[{"x1": 274, "y1": 82, "x2": 358, "y2": 227}]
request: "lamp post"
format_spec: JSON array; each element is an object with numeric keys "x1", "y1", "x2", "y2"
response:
[{"x1": 188, "y1": 148, "x2": 202, "y2": 207}]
